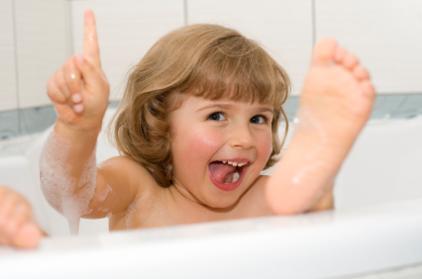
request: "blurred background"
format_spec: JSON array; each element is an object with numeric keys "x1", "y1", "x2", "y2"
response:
[{"x1": 1, "y1": 0, "x2": 422, "y2": 139}]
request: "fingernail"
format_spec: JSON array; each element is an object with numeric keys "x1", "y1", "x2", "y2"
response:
[
  {"x1": 71, "y1": 94, "x2": 82, "y2": 103},
  {"x1": 70, "y1": 73, "x2": 77, "y2": 80},
  {"x1": 73, "y1": 104, "x2": 84, "y2": 113}
]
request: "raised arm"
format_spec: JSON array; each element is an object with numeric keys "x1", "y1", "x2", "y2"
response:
[{"x1": 39, "y1": 11, "x2": 136, "y2": 227}]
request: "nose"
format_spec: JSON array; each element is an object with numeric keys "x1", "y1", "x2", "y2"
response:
[{"x1": 228, "y1": 124, "x2": 255, "y2": 149}]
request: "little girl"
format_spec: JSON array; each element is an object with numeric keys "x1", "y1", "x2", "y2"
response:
[
  {"x1": 40, "y1": 10, "x2": 374, "y2": 231},
  {"x1": 0, "y1": 185, "x2": 43, "y2": 248}
]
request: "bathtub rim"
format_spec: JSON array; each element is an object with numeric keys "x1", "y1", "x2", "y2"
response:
[{"x1": 1, "y1": 197, "x2": 422, "y2": 278}]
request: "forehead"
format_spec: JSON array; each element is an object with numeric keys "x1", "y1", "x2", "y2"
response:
[{"x1": 176, "y1": 95, "x2": 274, "y2": 112}]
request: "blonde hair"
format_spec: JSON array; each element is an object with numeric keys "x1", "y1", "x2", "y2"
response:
[{"x1": 112, "y1": 24, "x2": 290, "y2": 187}]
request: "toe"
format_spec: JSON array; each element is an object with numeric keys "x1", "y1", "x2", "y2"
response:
[
  {"x1": 334, "y1": 47, "x2": 346, "y2": 63},
  {"x1": 360, "y1": 80, "x2": 376, "y2": 98},
  {"x1": 312, "y1": 38, "x2": 338, "y2": 65},
  {"x1": 343, "y1": 53, "x2": 359, "y2": 70},
  {"x1": 353, "y1": 65, "x2": 370, "y2": 81}
]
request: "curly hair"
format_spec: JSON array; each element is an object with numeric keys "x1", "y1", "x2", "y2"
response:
[{"x1": 112, "y1": 24, "x2": 290, "y2": 187}]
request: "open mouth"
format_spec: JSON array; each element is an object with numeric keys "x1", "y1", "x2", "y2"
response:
[{"x1": 208, "y1": 159, "x2": 250, "y2": 191}]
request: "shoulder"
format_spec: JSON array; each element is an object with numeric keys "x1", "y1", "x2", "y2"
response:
[
  {"x1": 98, "y1": 155, "x2": 159, "y2": 194},
  {"x1": 235, "y1": 175, "x2": 273, "y2": 217},
  {"x1": 248, "y1": 174, "x2": 270, "y2": 192},
  {"x1": 99, "y1": 156, "x2": 149, "y2": 176}
]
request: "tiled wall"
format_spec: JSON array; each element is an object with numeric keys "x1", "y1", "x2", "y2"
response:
[
  {"x1": 70, "y1": 0, "x2": 185, "y2": 100},
  {"x1": 0, "y1": 0, "x2": 18, "y2": 111},
  {"x1": 0, "y1": 0, "x2": 71, "y2": 139},
  {"x1": 2, "y1": 94, "x2": 422, "y2": 140},
  {"x1": 315, "y1": 0, "x2": 422, "y2": 93},
  {"x1": 1, "y1": 0, "x2": 422, "y2": 140},
  {"x1": 0, "y1": 106, "x2": 55, "y2": 140}
]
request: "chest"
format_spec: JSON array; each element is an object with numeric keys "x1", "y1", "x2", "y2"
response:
[{"x1": 110, "y1": 179, "x2": 272, "y2": 230}]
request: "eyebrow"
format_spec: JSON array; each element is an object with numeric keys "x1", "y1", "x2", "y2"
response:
[{"x1": 196, "y1": 103, "x2": 274, "y2": 114}]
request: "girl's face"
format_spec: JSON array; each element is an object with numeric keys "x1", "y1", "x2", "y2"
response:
[{"x1": 169, "y1": 95, "x2": 274, "y2": 209}]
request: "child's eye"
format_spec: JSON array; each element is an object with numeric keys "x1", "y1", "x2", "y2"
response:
[
  {"x1": 250, "y1": 115, "x2": 268, "y2": 124},
  {"x1": 207, "y1": 112, "x2": 226, "y2": 121}
]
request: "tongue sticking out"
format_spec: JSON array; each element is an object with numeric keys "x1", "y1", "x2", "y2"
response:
[{"x1": 209, "y1": 162, "x2": 240, "y2": 184}]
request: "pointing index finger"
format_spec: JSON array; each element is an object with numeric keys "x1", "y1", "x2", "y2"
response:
[{"x1": 83, "y1": 9, "x2": 101, "y2": 68}]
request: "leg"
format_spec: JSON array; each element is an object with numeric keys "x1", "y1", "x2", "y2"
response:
[{"x1": 266, "y1": 39, "x2": 375, "y2": 214}]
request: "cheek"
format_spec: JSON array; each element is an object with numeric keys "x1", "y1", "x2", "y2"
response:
[
  {"x1": 173, "y1": 128, "x2": 222, "y2": 170},
  {"x1": 257, "y1": 130, "x2": 274, "y2": 162}
]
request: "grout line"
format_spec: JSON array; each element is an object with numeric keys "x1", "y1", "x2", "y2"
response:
[
  {"x1": 183, "y1": 0, "x2": 188, "y2": 25},
  {"x1": 66, "y1": 0, "x2": 75, "y2": 55},
  {"x1": 10, "y1": 0, "x2": 22, "y2": 135}
]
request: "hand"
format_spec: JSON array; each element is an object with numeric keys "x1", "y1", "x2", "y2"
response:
[
  {"x1": 0, "y1": 186, "x2": 43, "y2": 249},
  {"x1": 47, "y1": 10, "x2": 109, "y2": 131}
]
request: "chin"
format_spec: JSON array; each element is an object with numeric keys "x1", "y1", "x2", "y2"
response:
[{"x1": 203, "y1": 189, "x2": 243, "y2": 211}]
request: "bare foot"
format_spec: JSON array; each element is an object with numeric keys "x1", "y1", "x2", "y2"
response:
[
  {"x1": 266, "y1": 39, "x2": 375, "y2": 214},
  {"x1": 299, "y1": 38, "x2": 375, "y2": 145}
]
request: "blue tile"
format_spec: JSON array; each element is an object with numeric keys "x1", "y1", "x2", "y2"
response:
[
  {"x1": 0, "y1": 109, "x2": 19, "y2": 140},
  {"x1": 1, "y1": 94, "x2": 422, "y2": 141}
]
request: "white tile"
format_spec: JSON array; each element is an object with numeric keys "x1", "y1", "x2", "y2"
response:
[
  {"x1": 316, "y1": 0, "x2": 422, "y2": 94},
  {"x1": 14, "y1": 0, "x2": 72, "y2": 108},
  {"x1": 0, "y1": 0, "x2": 18, "y2": 110},
  {"x1": 188, "y1": 0, "x2": 313, "y2": 95},
  {"x1": 71, "y1": 0, "x2": 185, "y2": 100}
]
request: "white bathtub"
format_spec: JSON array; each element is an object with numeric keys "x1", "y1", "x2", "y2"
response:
[{"x1": 1, "y1": 110, "x2": 422, "y2": 279}]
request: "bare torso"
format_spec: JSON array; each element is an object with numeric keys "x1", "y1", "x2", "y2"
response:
[
  {"x1": 108, "y1": 165, "x2": 273, "y2": 231},
  {"x1": 91, "y1": 156, "x2": 332, "y2": 231}
]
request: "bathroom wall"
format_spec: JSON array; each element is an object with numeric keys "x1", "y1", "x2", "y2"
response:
[
  {"x1": 316, "y1": 0, "x2": 422, "y2": 94},
  {"x1": 1, "y1": 0, "x2": 422, "y2": 139},
  {"x1": 0, "y1": 0, "x2": 16, "y2": 112},
  {"x1": 70, "y1": 0, "x2": 185, "y2": 101},
  {"x1": 0, "y1": 0, "x2": 71, "y2": 138}
]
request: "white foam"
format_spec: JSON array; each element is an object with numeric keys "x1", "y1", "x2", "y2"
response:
[
  {"x1": 39, "y1": 132, "x2": 96, "y2": 234},
  {"x1": 97, "y1": 184, "x2": 112, "y2": 202},
  {"x1": 290, "y1": 109, "x2": 328, "y2": 186}
]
